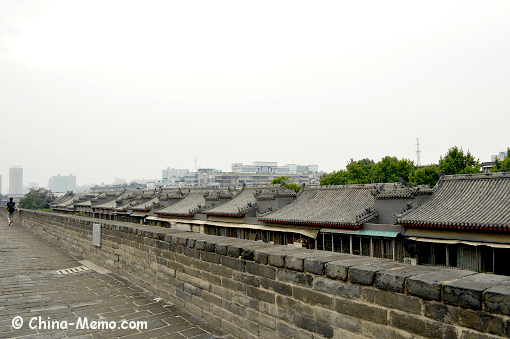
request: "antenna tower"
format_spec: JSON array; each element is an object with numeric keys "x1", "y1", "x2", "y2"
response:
[
  {"x1": 195, "y1": 156, "x2": 197, "y2": 172},
  {"x1": 416, "y1": 138, "x2": 421, "y2": 166}
]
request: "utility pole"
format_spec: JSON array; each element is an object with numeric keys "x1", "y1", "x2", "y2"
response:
[{"x1": 416, "y1": 138, "x2": 421, "y2": 166}]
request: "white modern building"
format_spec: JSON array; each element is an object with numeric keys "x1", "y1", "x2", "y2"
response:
[
  {"x1": 9, "y1": 166, "x2": 23, "y2": 194},
  {"x1": 48, "y1": 174, "x2": 77, "y2": 193}
]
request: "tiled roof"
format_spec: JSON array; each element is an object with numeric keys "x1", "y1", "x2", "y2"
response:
[
  {"x1": 53, "y1": 196, "x2": 76, "y2": 208},
  {"x1": 397, "y1": 172, "x2": 510, "y2": 231},
  {"x1": 254, "y1": 186, "x2": 298, "y2": 200},
  {"x1": 205, "y1": 187, "x2": 258, "y2": 217},
  {"x1": 155, "y1": 191, "x2": 207, "y2": 217},
  {"x1": 132, "y1": 197, "x2": 160, "y2": 211},
  {"x1": 374, "y1": 184, "x2": 434, "y2": 199},
  {"x1": 258, "y1": 185, "x2": 377, "y2": 228}
]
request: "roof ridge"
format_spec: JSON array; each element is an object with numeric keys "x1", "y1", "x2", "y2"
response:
[{"x1": 443, "y1": 172, "x2": 510, "y2": 180}]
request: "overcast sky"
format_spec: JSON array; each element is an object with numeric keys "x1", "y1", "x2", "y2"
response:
[{"x1": 1, "y1": 1, "x2": 509, "y2": 192}]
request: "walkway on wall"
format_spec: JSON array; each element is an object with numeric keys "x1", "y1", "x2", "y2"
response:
[{"x1": 0, "y1": 216, "x2": 235, "y2": 339}]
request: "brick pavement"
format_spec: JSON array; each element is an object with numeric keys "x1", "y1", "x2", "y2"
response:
[{"x1": 0, "y1": 215, "x2": 236, "y2": 339}]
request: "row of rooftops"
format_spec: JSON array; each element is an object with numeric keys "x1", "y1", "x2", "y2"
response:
[{"x1": 50, "y1": 172, "x2": 510, "y2": 231}]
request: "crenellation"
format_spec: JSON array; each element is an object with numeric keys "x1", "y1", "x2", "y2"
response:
[{"x1": 16, "y1": 209, "x2": 510, "y2": 339}]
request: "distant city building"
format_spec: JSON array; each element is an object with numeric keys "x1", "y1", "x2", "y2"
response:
[
  {"x1": 113, "y1": 177, "x2": 126, "y2": 185},
  {"x1": 491, "y1": 151, "x2": 508, "y2": 162},
  {"x1": 28, "y1": 182, "x2": 39, "y2": 189},
  {"x1": 0, "y1": 174, "x2": 2, "y2": 195},
  {"x1": 481, "y1": 151, "x2": 509, "y2": 173},
  {"x1": 214, "y1": 172, "x2": 320, "y2": 187},
  {"x1": 9, "y1": 166, "x2": 23, "y2": 194},
  {"x1": 162, "y1": 167, "x2": 190, "y2": 182},
  {"x1": 232, "y1": 162, "x2": 318, "y2": 174},
  {"x1": 48, "y1": 174, "x2": 76, "y2": 193}
]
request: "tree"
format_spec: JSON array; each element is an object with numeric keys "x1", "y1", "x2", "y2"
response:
[
  {"x1": 270, "y1": 176, "x2": 302, "y2": 192},
  {"x1": 320, "y1": 156, "x2": 415, "y2": 185},
  {"x1": 492, "y1": 148, "x2": 510, "y2": 172},
  {"x1": 19, "y1": 188, "x2": 56, "y2": 210},
  {"x1": 409, "y1": 165, "x2": 440, "y2": 187},
  {"x1": 438, "y1": 146, "x2": 481, "y2": 175}
]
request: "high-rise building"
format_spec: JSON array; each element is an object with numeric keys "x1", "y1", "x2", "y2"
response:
[
  {"x1": 9, "y1": 166, "x2": 23, "y2": 194},
  {"x1": 48, "y1": 174, "x2": 76, "y2": 193}
]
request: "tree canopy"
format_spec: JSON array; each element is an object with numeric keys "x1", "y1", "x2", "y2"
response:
[
  {"x1": 491, "y1": 148, "x2": 510, "y2": 173},
  {"x1": 270, "y1": 176, "x2": 302, "y2": 192},
  {"x1": 320, "y1": 157, "x2": 415, "y2": 185},
  {"x1": 438, "y1": 146, "x2": 480, "y2": 175},
  {"x1": 320, "y1": 146, "x2": 483, "y2": 188},
  {"x1": 19, "y1": 188, "x2": 56, "y2": 210}
]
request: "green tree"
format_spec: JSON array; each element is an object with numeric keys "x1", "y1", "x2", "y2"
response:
[
  {"x1": 19, "y1": 188, "x2": 56, "y2": 210},
  {"x1": 491, "y1": 148, "x2": 510, "y2": 172},
  {"x1": 270, "y1": 176, "x2": 301, "y2": 192},
  {"x1": 438, "y1": 146, "x2": 481, "y2": 175},
  {"x1": 320, "y1": 157, "x2": 415, "y2": 185},
  {"x1": 373, "y1": 156, "x2": 415, "y2": 183},
  {"x1": 409, "y1": 165, "x2": 440, "y2": 187}
]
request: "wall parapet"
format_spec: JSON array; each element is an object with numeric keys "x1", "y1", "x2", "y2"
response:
[{"x1": 18, "y1": 209, "x2": 510, "y2": 339}]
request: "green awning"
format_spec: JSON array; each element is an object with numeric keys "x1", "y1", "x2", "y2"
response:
[{"x1": 357, "y1": 230, "x2": 400, "y2": 237}]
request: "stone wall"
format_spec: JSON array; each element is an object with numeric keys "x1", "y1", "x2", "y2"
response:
[{"x1": 18, "y1": 210, "x2": 510, "y2": 339}]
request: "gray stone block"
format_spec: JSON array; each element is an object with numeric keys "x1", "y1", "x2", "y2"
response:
[
  {"x1": 221, "y1": 256, "x2": 246, "y2": 272},
  {"x1": 375, "y1": 265, "x2": 434, "y2": 293},
  {"x1": 313, "y1": 276, "x2": 361, "y2": 299},
  {"x1": 485, "y1": 281, "x2": 510, "y2": 316},
  {"x1": 293, "y1": 313, "x2": 334, "y2": 338},
  {"x1": 325, "y1": 257, "x2": 379, "y2": 281},
  {"x1": 246, "y1": 261, "x2": 276, "y2": 279},
  {"x1": 407, "y1": 269, "x2": 476, "y2": 301},
  {"x1": 388, "y1": 310, "x2": 458, "y2": 338},
  {"x1": 443, "y1": 274, "x2": 510, "y2": 310},
  {"x1": 304, "y1": 253, "x2": 347, "y2": 275},
  {"x1": 350, "y1": 262, "x2": 402, "y2": 286},
  {"x1": 268, "y1": 248, "x2": 301, "y2": 268},
  {"x1": 276, "y1": 269, "x2": 314, "y2": 287},
  {"x1": 292, "y1": 285, "x2": 334, "y2": 309}
]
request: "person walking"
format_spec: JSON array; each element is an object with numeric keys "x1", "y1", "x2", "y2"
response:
[{"x1": 6, "y1": 198, "x2": 19, "y2": 225}]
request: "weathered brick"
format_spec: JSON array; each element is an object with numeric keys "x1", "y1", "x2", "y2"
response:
[
  {"x1": 276, "y1": 295, "x2": 314, "y2": 316},
  {"x1": 375, "y1": 265, "x2": 433, "y2": 293},
  {"x1": 247, "y1": 308, "x2": 276, "y2": 329},
  {"x1": 276, "y1": 321, "x2": 313, "y2": 339},
  {"x1": 293, "y1": 313, "x2": 333, "y2": 338},
  {"x1": 246, "y1": 285, "x2": 275, "y2": 304},
  {"x1": 234, "y1": 293, "x2": 260, "y2": 310},
  {"x1": 424, "y1": 301, "x2": 506, "y2": 336},
  {"x1": 315, "y1": 307, "x2": 361, "y2": 333},
  {"x1": 388, "y1": 310, "x2": 457, "y2": 339},
  {"x1": 234, "y1": 271, "x2": 260, "y2": 287},
  {"x1": 223, "y1": 299, "x2": 247, "y2": 317},
  {"x1": 362, "y1": 287, "x2": 421, "y2": 314},
  {"x1": 349, "y1": 262, "x2": 402, "y2": 286},
  {"x1": 292, "y1": 285, "x2": 334, "y2": 309},
  {"x1": 260, "y1": 277, "x2": 293, "y2": 296},
  {"x1": 276, "y1": 269, "x2": 314, "y2": 287},
  {"x1": 484, "y1": 280, "x2": 510, "y2": 316},
  {"x1": 246, "y1": 261, "x2": 276, "y2": 279},
  {"x1": 407, "y1": 269, "x2": 475, "y2": 301},
  {"x1": 201, "y1": 251, "x2": 221, "y2": 264},
  {"x1": 313, "y1": 276, "x2": 361, "y2": 299},
  {"x1": 335, "y1": 298, "x2": 387, "y2": 325},
  {"x1": 325, "y1": 258, "x2": 379, "y2": 281},
  {"x1": 221, "y1": 256, "x2": 246, "y2": 272},
  {"x1": 443, "y1": 274, "x2": 510, "y2": 311},
  {"x1": 361, "y1": 320, "x2": 414, "y2": 339}
]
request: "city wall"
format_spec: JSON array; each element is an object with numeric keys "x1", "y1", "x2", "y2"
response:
[{"x1": 18, "y1": 210, "x2": 510, "y2": 339}]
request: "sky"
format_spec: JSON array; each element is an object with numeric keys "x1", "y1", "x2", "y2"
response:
[{"x1": 1, "y1": 1, "x2": 509, "y2": 192}]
